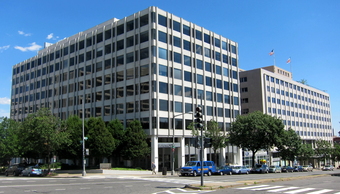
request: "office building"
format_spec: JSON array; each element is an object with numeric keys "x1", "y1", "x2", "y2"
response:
[
  {"x1": 10, "y1": 6, "x2": 241, "y2": 170},
  {"x1": 240, "y1": 66, "x2": 333, "y2": 167}
]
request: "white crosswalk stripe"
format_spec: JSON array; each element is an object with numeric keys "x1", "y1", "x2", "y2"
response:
[{"x1": 236, "y1": 185, "x2": 336, "y2": 194}]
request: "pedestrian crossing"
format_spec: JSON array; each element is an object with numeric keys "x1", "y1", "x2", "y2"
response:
[
  {"x1": 236, "y1": 184, "x2": 340, "y2": 194},
  {"x1": 117, "y1": 176, "x2": 214, "y2": 185}
]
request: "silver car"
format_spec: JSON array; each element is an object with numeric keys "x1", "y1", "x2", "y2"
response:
[
  {"x1": 268, "y1": 166, "x2": 281, "y2": 173},
  {"x1": 302, "y1": 165, "x2": 313, "y2": 172},
  {"x1": 322, "y1": 165, "x2": 334, "y2": 171},
  {"x1": 21, "y1": 166, "x2": 43, "y2": 177}
]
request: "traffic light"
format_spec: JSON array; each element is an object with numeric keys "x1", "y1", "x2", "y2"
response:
[
  {"x1": 195, "y1": 106, "x2": 203, "y2": 128},
  {"x1": 190, "y1": 137, "x2": 201, "y2": 148},
  {"x1": 204, "y1": 138, "x2": 212, "y2": 148}
]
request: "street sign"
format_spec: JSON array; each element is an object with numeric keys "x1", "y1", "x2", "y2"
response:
[{"x1": 158, "y1": 142, "x2": 180, "y2": 148}]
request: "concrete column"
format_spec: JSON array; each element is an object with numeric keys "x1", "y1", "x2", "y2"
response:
[
  {"x1": 178, "y1": 137, "x2": 185, "y2": 168},
  {"x1": 151, "y1": 136, "x2": 159, "y2": 172},
  {"x1": 220, "y1": 147, "x2": 226, "y2": 166}
]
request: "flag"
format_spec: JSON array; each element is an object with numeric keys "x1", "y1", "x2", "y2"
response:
[
  {"x1": 286, "y1": 57, "x2": 291, "y2": 64},
  {"x1": 269, "y1": 49, "x2": 274, "y2": 56}
]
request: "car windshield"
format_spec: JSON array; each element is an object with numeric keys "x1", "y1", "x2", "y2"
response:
[
  {"x1": 269, "y1": 166, "x2": 275, "y2": 168},
  {"x1": 185, "y1": 162, "x2": 198, "y2": 166},
  {"x1": 255, "y1": 164, "x2": 262, "y2": 168},
  {"x1": 324, "y1": 165, "x2": 331, "y2": 167},
  {"x1": 233, "y1": 166, "x2": 241, "y2": 169}
]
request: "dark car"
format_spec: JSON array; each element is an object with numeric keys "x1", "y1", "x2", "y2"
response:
[
  {"x1": 251, "y1": 164, "x2": 269, "y2": 173},
  {"x1": 293, "y1": 165, "x2": 303, "y2": 172},
  {"x1": 281, "y1": 166, "x2": 294, "y2": 173},
  {"x1": 5, "y1": 164, "x2": 25, "y2": 176},
  {"x1": 214, "y1": 165, "x2": 232, "y2": 175}
]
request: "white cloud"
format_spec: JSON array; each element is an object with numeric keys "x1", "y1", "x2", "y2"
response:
[
  {"x1": 0, "y1": 45, "x2": 10, "y2": 52},
  {"x1": 14, "y1": 42, "x2": 42, "y2": 52},
  {"x1": 18, "y1": 31, "x2": 31, "y2": 36},
  {"x1": 0, "y1": 97, "x2": 10, "y2": 105},
  {"x1": 46, "y1": 33, "x2": 59, "y2": 40},
  {"x1": 47, "y1": 33, "x2": 54, "y2": 40}
]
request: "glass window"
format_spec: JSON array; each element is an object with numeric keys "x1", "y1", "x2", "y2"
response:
[
  {"x1": 224, "y1": 95, "x2": 230, "y2": 104},
  {"x1": 126, "y1": 36, "x2": 134, "y2": 47},
  {"x1": 183, "y1": 25, "x2": 190, "y2": 36},
  {"x1": 217, "y1": 93, "x2": 222, "y2": 102},
  {"x1": 158, "y1": 14, "x2": 167, "y2": 27},
  {"x1": 159, "y1": 64, "x2": 168, "y2": 76},
  {"x1": 173, "y1": 36, "x2": 181, "y2": 48},
  {"x1": 158, "y1": 31, "x2": 167, "y2": 43},
  {"x1": 234, "y1": 97, "x2": 239, "y2": 105},
  {"x1": 174, "y1": 85, "x2": 182, "y2": 96},
  {"x1": 222, "y1": 41, "x2": 227, "y2": 51},
  {"x1": 215, "y1": 52, "x2": 221, "y2": 61},
  {"x1": 140, "y1": 31, "x2": 149, "y2": 43},
  {"x1": 173, "y1": 20, "x2": 181, "y2": 32},
  {"x1": 140, "y1": 14, "x2": 149, "y2": 27},
  {"x1": 174, "y1": 68, "x2": 182, "y2": 79},
  {"x1": 215, "y1": 38, "x2": 220, "y2": 47},
  {"x1": 206, "y1": 77, "x2": 212, "y2": 86},
  {"x1": 196, "y1": 44, "x2": 202, "y2": 55},
  {"x1": 216, "y1": 65, "x2": 221, "y2": 75},
  {"x1": 159, "y1": 48, "x2": 167, "y2": 59},
  {"x1": 206, "y1": 91, "x2": 212, "y2": 101},
  {"x1": 204, "y1": 33, "x2": 210, "y2": 44},
  {"x1": 117, "y1": 24, "x2": 124, "y2": 35},
  {"x1": 223, "y1": 54, "x2": 228, "y2": 63},
  {"x1": 232, "y1": 58, "x2": 237, "y2": 67},
  {"x1": 196, "y1": 30, "x2": 202, "y2": 40},
  {"x1": 159, "y1": 99, "x2": 168, "y2": 111},
  {"x1": 204, "y1": 47, "x2": 211, "y2": 58},
  {"x1": 232, "y1": 70, "x2": 238, "y2": 79},
  {"x1": 185, "y1": 87, "x2": 192, "y2": 97},
  {"x1": 196, "y1": 59, "x2": 203, "y2": 70},
  {"x1": 126, "y1": 52, "x2": 134, "y2": 63},
  {"x1": 140, "y1": 47, "x2": 149, "y2": 60},
  {"x1": 175, "y1": 101, "x2": 182, "y2": 112},
  {"x1": 205, "y1": 62, "x2": 211, "y2": 72},
  {"x1": 183, "y1": 40, "x2": 191, "y2": 51},
  {"x1": 117, "y1": 39, "x2": 124, "y2": 51},
  {"x1": 184, "y1": 71, "x2": 191, "y2": 82},
  {"x1": 224, "y1": 81, "x2": 229, "y2": 90},
  {"x1": 231, "y1": 45, "x2": 237, "y2": 54},
  {"x1": 126, "y1": 20, "x2": 134, "y2": 32},
  {"x1": 159, "y1": 82, "x2": 168, "y2": 94},
  {"x1": 197, "y1": 74, "x2": 203, "y2": 84},
  {"x1": 184, "y1": 55, "x2": 191, "y2": 66},
  {"x1": 216, "y1": 79, "x2": 222, "y2": 89},
  {"x1": 174, "y1": 52, "x2": 181, "y2": 63}
]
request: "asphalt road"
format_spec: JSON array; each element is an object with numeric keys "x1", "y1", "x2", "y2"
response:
[{"x1": 0, "y1": 169, "x2": 338, "y2": 194}]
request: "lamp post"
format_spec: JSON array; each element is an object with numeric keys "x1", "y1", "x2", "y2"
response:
[
  {"x1": 82, "y1": 96, "x2": 86, "y2": 177},
  {"x1": 171, "y1": 111, "x2": 193, "y2": 175}
]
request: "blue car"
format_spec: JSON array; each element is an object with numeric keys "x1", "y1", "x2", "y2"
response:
[
  {"x1": 214, "y1": 166, "x2": 233, "y2": 175},
  {"x1": 281, "y1": 166, "x2": 294, "y2": 173},
  {"x1": 231, "y1": 166, "x2": 250, "y2": 174}
]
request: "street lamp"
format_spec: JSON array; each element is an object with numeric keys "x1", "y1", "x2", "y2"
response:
[
  {"x1": 171, "y1": 111, "x2": 193, "y2": 175},
  {"x1": 82, "y1": 96, "x2": 86, "y2": 176}
]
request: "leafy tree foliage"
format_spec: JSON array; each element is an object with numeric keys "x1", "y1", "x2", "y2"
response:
[
  {"x1": 315, "y1": 139, "x2": 332, "y2": 163},
  {"x1": 19, "y1": 108, "x2": 70, "y2": 170},
  {"x1": 106, "y1": 119, "x2": 125, "y2": 158},
  {"x1": 276, "y1": 128, "x2": 302, "y2": 162},
  {"x1": 57, "y1": 115, "x2": 83, "y2": 164},
  {"x1": 86, "y1": 117, "x2": 115, "y2": 164},
  {"x1": 297, "y1": 143, "x2": 314, "y2": 162},
  {"x1": 331, "y1": 143, "x2": 340, "y2": 163},
  {"x1": 229, "y1": 111, "x2": 285, "y2": 167},
  {"x1": 120, "y1": 120, "x2": 150, "y2": 160},
  {"x1": 205, "y1": 119, "x2": 228, "y2": 165},
  {"x1": 0, "y1": 118, "x2": 20, "y2": 164}
]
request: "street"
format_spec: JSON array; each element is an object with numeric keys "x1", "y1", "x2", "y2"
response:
[{"x1": 0, "y1": 170, "x2": 338, "y2": 194}]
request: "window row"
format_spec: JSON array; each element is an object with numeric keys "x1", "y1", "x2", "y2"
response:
[{"x1": 267, "y1": 107, "x2": 331, "y2": 122}]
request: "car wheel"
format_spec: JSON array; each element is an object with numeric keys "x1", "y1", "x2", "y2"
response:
[
  {"x1": 246, "y1": 171, "x2": 249, "y2": 175},
  {"x1": 208, "y1": 171, "x2": 212, "y2": 176},
  {"x1": 193, "y1": 171, "x2": 197, "y2": 177},
  {"x1": 229, "y1": 171, "x2": 232, "y2": 175},
  {"x1": 13, "y1": 172, "x2": 16, "y2": 176},
  {"x1": 220, "y1": 171, "x2": 224, "y2": 176},
  {"x1": 181, "y1": 173, "x2": 185, "y2": 176},
  {"x1": 5, "y1": 172, "x2": 8, "y2": 176},
  {"x1": 28, "y1": 173, "x2": 31, "y2": 177}
]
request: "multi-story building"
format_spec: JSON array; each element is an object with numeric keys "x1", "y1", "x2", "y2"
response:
[
  {"x1": 10, "y1": 6, "x2": 241, "y2": 171},
  {"x1": 240, "y1": 66, "x2": 333, "y2": 167}
]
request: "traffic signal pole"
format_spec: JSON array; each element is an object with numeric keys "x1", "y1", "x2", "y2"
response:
[{"x1": 195, "y1": 105, "x2": 204, "y2": 186}]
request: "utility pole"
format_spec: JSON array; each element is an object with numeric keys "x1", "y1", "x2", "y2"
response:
[{"x1": 195, "y1": 105, "x2": 204, "y2": 186}]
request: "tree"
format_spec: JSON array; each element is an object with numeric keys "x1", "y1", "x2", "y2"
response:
[
  {"x1": 315, "y1": 139, "x2": 332, "y2": 164},
  {"x1": 276, "y1": 128, "x2": 302, "y2": 163},
  {"x1": 57, "y1": 115, "x2": 83, "y2": 165},
  {"x1": 120, "y1": 120, "x2": 150, "y2": 160},
  {"x1": 0, "y1": 118, "x2": 20, "y2": 165},
  {"x1": 107, "y1": 119, "x2": 125, "y2": 164},
  {"x1": 19, "y1": 108, "x2": 70, "y2": 171},
  {"x1": 229, "y1": 111, "x2": 285, "y2": 167},
  {"x1": 331, "y1": 144, "x2": 340, "y2": 165},
  {"x1": 86, "y1": 117, "x2": 115, "y2": 165},
  {"x1": 297, "y1": 143, "x2": 314, "y2": 163},
  {"x1": 205, "y1": 119, "x2": 228, "y2": 165}
]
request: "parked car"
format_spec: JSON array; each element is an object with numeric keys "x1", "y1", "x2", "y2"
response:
[
  {"x1": 21, "y1": 166, "x2": 43, "y2": 177},
  {"x1": 268, "y1": 166, "x2": 281, "y2": 173},
  {"x1": 214, "y1": 165, "x2": 232, "y2": 175},
  {"x1": 281, "y1": 166, "x2": 294, "y2": 172},
  {"x1": 302, "y1": 165, "x2": 313, "y2": 172},
  {"x1": 322, "y1": 165, "x2": 334, "y2": 171},
  {"x1": 293, "y1": 165, "x2": 304, "y2": 172},
  {"x1": 180, "y1": 161, "x2": 216, "y2": 176},
  {"x1": 4, "y1": 164, "x2": 26, "y2": 176},
  {"x1": 251, "y1": 164, "x2": 269, "y2": 173},
  {"x1": 231, "y1": 166, "x2": 250, "y2": 174}
]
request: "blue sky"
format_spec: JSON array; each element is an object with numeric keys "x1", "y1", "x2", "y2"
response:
[{"x1": 0, "y1": 0, "x2": 339, "y2": 135}]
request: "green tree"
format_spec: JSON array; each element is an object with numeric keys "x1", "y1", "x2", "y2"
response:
[
  {"x1": 315, "y1": 139, "x2": 332, "y2": 164},
  {"x1": 205, "y1": 119, "x2": 228, "y2": 165},
  {"x1": 331, "y1": 144, "x2": 340, "y2": 164},
  {"x1": 57, "y1": 115, "x2": 83, "y2": 165},
  {"x1": 120, "y1": 120, "x2": 150, "y2": 160},
  {"x1": 107, "y1": 119, "x2": 125, "y2": 164},
  {"x1": 276, "y1": 128, "x2": 302, "y2": 163},
  {"x1": 229, "y1": 111, "x2": 285, "y2": 167},
  {"x1": 86, "y1": 117, "x2": 115, "y2": 165},
  {"x1": 0, "y1": 118, "x2": 20, "y2": 164},
  {"x1": 19, "y1": 108, "x2": 70, "y2": 171},
  {"x1": 297, "y1": 143, "x2": 314, "y2": 163}
]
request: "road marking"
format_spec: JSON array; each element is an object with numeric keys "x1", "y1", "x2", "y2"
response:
[
  {"x1": 55, "y1": 188, "x2": 66, "y2": 191},
  {"x1": 252, "y1": 186, "x2": 285, "y2": 190},
  {"x1": 284, "y1": 188, "x2": 315, "y2": 193},
  {"x1": 268, "y1": 187, "x2": 299, "y2": 192},
  {"x1": 237, "y1": 185, "x2": 270, "y2": 189},
  {"x1": 306, "y1": 189, "x2": 333, "y2": 194}
]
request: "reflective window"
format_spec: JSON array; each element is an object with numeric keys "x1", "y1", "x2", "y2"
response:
[
  {"x1": 216, "y1": 65, "x2": 221, "y2": 75},
  {"x1": 205, "y1": 62, "x2": 211, "y2": 72},
  {"x1": 217, "y1": 93, "x2": 222, "y2": 102},
  {"x1": 204, "y1": 47, "x2": 211, "y2": 58},
  {"x1": 173, "y1": 20, "x2": 181, "y2": 32},
  {"x1": 224, "y1": 81, "x2": 229, "y2": 90},
  {"x1": 140, "y1": 47, "x2": 149, "y2": 60},
  {"x1": 185, "y1": 87, "x2": 192, "y2": 97},
  {"x1": 174, "y1": 68, "x2": 182, "y2": 79},
  {"x1": 183, "y1": 40, "x2": 191, "y2": 51},
  {"x1": 126, "y1": 52, "x2": 134, "y2": 64},
  {"x1": 231, "y1": 45, "x2": 237, "y2": 54},
  {"x1": 224, "y1": 95, "x2": 230, "y2": 104},
  {"x1": 204, "y1": 33, "x2": 210, "y2": 44},
  {"x1": 174, "y1": 85, "x2": 182, "y2": 96},
  {"x1": 174, "y1": 52, "x2": 181, "y2": 63},
  {"x1": 206, "y1": 77, "x2": 212, "y2": 86},
  {"x1": 215, "y1": 38, "x2": 220, "y2": 47},
  {"x1": 223, "y1": 67, "x2": 228, "y2": 77},
  {"x1": 196, "y1": 30, "x2": 202, "y2": 40},
  {"x1": 159, "y1": 64, "x2": 168, "y2": 76},
  {"x1": 159, "y1": 82, "x2": 168, "y2": 94},
  {"x1": 206, "y1": 91, "x2": 212, "y2": 101},
  {"x1": 232, "y1": 58, "x2": 237, "y2": 67},
  {"x1": 140, "y1": 31, "x2": 149, "y2": 43},
  {"x1": 196, "y1": 59, "x2": 203, "y2": 70},
  {"x1": 183, "y1": 25, "x2": 190, "y2": 36},
  {"x1": 222, "y1": 41, "x2": 227, "y2": 51},
  {"x1": 184, "y1": 55, "x2": 191, "y2": 66},
  {"x1": 215, "y1": 52, "x2": 221, "y2": 61},
  {"x1": 159, "y1": 99, "x2": 168, "y2": 111},
  {"x1": 126, "y1": 36, "x2": 134, "y2": 47},
  {"x1": 158, "y1": 31, "x2": 167, "y2": 43},
  {"x1": 197, "y1": 74, "x2": 203, "y2": 84},
  {"x1": 158, "y1": 14, "x2": 167, "y2": 27},
  {"x1": 174, "y1": 36, "x2": 181, "y2": 47},
  {"x1": 159, "y1": 48, "x2": 167, "y2": 59},
  {"x1": 184, "y1": 71, "x2": 191, "y2": 82},
  {"x1": 140, "y1": 14, "x2": 149, "y2": 27},
  {"x1": 216, "y1": 79, "x2": 222, "y2": 89},
  {"x1": 175, "y1": 101, "x2": 182, "y2": 112},
  {"x1": 196, "y1": 44, "x2": 202, "y2": 55}
]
